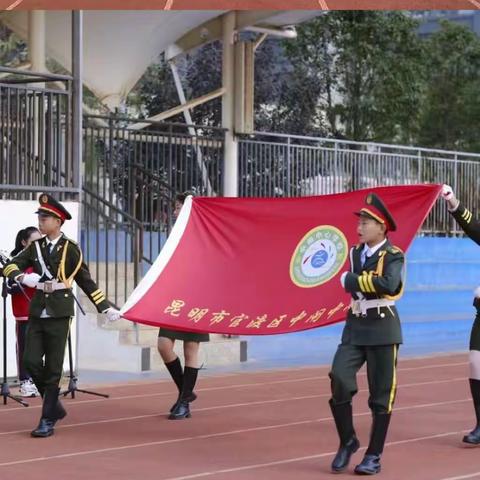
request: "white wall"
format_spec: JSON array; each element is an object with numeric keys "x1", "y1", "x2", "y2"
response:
[{"x1": 0, "y1": 200, "x2": 80, "y2": 379}]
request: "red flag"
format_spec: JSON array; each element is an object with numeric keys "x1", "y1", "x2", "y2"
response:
[{"x1": 120, "y1": 184, "x2": 441, "y2": 334}]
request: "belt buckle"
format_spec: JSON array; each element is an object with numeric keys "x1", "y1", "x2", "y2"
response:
[{"x1": 44, "y1": 281, "x2": 54, "y2": 293}]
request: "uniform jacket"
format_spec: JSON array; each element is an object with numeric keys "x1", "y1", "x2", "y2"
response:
[
  {"x1": 450, "y1": 203, "x2": 480, "y2": 313},
  {"x1": 450, "y1": 203, "x2": 480, "y2": 244},
  {"x1": 3, "y1": 234, "x2": 109, "y2": 318},
  {"x1": 341, "y1": 239, "x2": 404, "y2": 346}
]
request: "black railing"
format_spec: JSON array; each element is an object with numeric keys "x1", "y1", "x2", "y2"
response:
[
  {"x1": 82, "y1": 114, "x2": 225, "y2": 255},
  {"x1": 239, "y1": 132, "x2": 480, "y2": 235},
  {"x1": 81, "y1": 115, "x2": 226, "y2": 305},
  {"x1": 0, "y1": 67, "x2": 76, "y2": 200}
]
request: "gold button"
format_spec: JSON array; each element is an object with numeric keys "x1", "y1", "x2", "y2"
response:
[
  {"x1": 65, "y1": 294, "x2": 69, "y2": 297},
  {"x1": 45, "y1": 294, "x2": 49, "y2": 298}
]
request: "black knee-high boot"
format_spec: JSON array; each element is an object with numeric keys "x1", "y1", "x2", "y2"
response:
[
  {"x1": 165, "y1": 357, "x2": 184, "y2": 412},
  {"x1": 169, "y1": 366, "x2": 199, "y2": 420},
  {"x1": 463, "y1": 378, "x2": 480, "y2": 444},
  {"x1": 330, "y1": 400, "x2": 360, "y2": 472},
  {"x1": 31, "y1": 387, "x2": 66, "y2": 438},
  {"x1": 354, "y1": 413, "x2": 391, "y2": 475}
]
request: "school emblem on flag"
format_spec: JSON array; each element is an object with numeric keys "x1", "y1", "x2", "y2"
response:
[
  {"x1": 121, "y1": 184, "x2": 442, "y2": 335},
  {"x1": 290, "y1": 226, "x2": 348, "y2": 288}
]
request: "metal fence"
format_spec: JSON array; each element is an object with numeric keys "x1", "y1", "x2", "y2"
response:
[
  {"x1": 239, "y1": 132, "x2": 480, "y2": 235},
  {"x1": 0, "y1": 67, "x2": 77, "y2": 200},
  {"x1": 81, "y1": 115, "x2": 225, "y2": 307}
]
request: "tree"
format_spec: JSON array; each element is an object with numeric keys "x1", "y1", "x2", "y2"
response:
[
  {"x1": 0, "y1": 24, "x2": 27, "y2": 66},
  {"x1": 418, "y1": 21, "x2": 480, "y2": 152},
  {"x1": 283, "y1": 11, "x2": 426, "y2": 142},
  {"x1": 128, "y1": 54, "x2": 182, "y2": 122}
]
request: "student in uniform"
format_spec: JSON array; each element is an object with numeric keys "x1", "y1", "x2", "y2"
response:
[
  {"x1": 3, "y1": 194, "x2": 121, "y2": 437},
  {"x1": 329, "y1": 193, "x2": 405, "y2": 475},
  {"x1": 442, "y1": 184, "x2": 480, "y2": 445}
]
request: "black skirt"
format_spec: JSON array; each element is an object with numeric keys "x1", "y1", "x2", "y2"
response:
[{"x1": 158, "y1": 327, "x2": 210, "y2": 343}]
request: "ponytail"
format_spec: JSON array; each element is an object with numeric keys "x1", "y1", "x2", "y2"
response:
[{"x1": 11, "y1": 226, "x2": 40, "y2": 257}]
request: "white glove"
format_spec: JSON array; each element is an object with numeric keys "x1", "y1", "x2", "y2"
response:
[
  {"x1": 21, "y1": 272, "x2": 41, "y2": 288},
  {"x1": 441, "y1": 184, "x2": 459, "y2": 211},
  {"x1": 105, "y1": 307, "x2": 122, "y2": 323},
  {"x1": 441, "y1": 184, "x2": 454, "y2": 201},
  {"x1": 340, "y1": 271, "x2": 348, "y2": 288}
]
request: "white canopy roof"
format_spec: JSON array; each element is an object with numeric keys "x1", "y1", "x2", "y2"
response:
[{"x1": 0, "y1": 10, "x2": 320, "y2": 108}]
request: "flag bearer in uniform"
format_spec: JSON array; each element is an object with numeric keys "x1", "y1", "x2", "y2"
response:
[
  {"x1": 328, "y1": 193, "x2": 405, "y2": 475},
  {"x1": 3, "y1": 193, "x2": 121, "y2": 438},
  {"x1": 442, "y1": 184, "x2": 480, "y2": 445}
]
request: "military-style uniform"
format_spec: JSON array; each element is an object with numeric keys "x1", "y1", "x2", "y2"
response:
[
  {"x1": 448, "y1": 201, "x2": 480, "y2": 444},
  {"x1": 331, "y1": 241, "x2": 404, "y2": 407},
  {"x1": 450, "y1": 203, "x2": 480, "y2": 350},
  {"x1": 3, "y1": 194, "x2": 110, "y2": 438},
  {"x1": 329, "y1": 193, "x2": 405, "y2": 475}
]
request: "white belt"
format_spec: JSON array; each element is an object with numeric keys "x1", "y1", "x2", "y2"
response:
[
  {"x1": 36, "y1": 281, "x2": 67, "y2": 293},
  {"x1": 351, "y1": 298, "x2": 395, "y2": 317}
]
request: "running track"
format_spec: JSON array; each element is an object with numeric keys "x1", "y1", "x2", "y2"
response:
[
  {"x1": 1, "y1": 353, "x2": 480, "y2": 480},
  {"x1": 1, "y1": 0, "x2": 480, "y2": 10}
]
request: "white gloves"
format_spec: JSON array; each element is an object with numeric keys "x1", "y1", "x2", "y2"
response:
[
  {"x1": 105, "y1": 307, "x2": 122, "y2": 323},
  {"x1": 441, "y1": 184, "x2": 454, "y2": 200},
  {"x1": 340, "y1": 271, "x2": 348, "y2": 288},
  {"x1": 21, "y1": 273, "x2": 41, "y2": 288},
  {"x1": 441, "y1": 184, "x2": 459, "y2": 211}
]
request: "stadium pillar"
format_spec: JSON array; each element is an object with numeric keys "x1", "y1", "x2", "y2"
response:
[{"x1": 222, "y1": 11, "x2": 238, "y2": 197}]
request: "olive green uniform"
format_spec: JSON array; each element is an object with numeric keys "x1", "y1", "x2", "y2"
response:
[
  {"x1": 330, "y1": 240, "x2": 404, "y2": 414},
  {"x1": 449, "y1": 203, "x2": 480, "y2": 351},
  {"x1": 3, "y1": 234, "x2": 110, "y2": 395}
]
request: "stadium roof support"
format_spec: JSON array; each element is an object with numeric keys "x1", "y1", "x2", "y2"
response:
[{"x1": 0, "y1": 9, "x2": 321, "y2": 197}]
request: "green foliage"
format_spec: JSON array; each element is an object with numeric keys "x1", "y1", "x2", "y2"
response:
[
  {"x1": 128, "y1": 13, "x2": 480, "y2": 153},
  {"x1": 283, "y1": 12, "x2": 425, "y2": 142},
  {"x1": 0, "y1": 25, "x2": 27, "y2": 66},
  {"x1": 418, "y1": 21, "x2": 480, "y2": 152}
]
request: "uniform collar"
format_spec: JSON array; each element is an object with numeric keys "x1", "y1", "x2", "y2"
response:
[
  {"x1": 45, "y1": 233, "x2": 64, "y2": 248},
  {"x1": 362, "y1": 238, "x2": 387, "y2": 259}
]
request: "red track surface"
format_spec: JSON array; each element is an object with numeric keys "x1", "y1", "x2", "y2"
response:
[
  {"x1": 1, "y1": 0, "x2": 480, "y2": 10},
  {"x1": 1, "y1": 353, "x2": 479, "y2": 480}
]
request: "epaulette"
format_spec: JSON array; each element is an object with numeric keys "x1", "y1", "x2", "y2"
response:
[
  {"x1": 386, "y1": 245, "x2": 403, "y2": 255},
  {"x1": 63, "y1": 236, "x2": 78, "y2": 246}
]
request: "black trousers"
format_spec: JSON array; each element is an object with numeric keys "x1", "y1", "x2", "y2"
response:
[
  {"x1": 23, "y1": 316, "x2": 71, "y2": 395},
  {"x1": 329, "y1": 343, "x2": 399, "y2": 414}
]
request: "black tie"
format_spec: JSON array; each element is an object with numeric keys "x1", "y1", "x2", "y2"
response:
[{"x1": 46, "y1": 242, "x2": 53, "y2": 258}]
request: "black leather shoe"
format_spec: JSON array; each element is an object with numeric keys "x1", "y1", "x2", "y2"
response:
[
  {"x1": 354, "y1": 454, "x2": 381, "y2": 475},
  {"x1": 31, "y1": 418, "x2": 56, "y2": 438},
  {"x1": 168, "y1": 400, "x2": 191, "y2": 420},
  {"x1": 169, "y1": 392, "x2": 197, "y2": 413},
  {"x1": 331, "y1": 436, "x2": 360, "y2": 473},
  {"x1": 463, "y1": 426, "x2": 480, "y2": 445}
]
